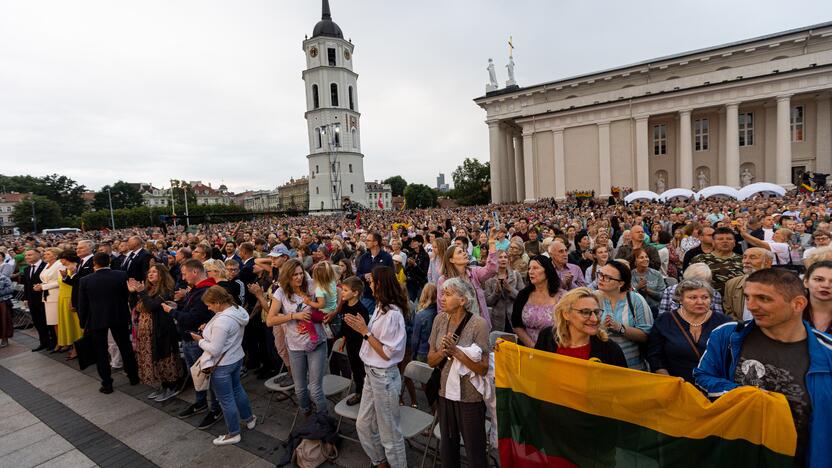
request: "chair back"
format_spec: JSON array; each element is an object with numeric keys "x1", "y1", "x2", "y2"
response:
[
  {"x1": 489, "y1": 331, "x2": 518, "y2": 349},
  {"x1": 404, "y1": 360, "x2": 434, "y2": 385}
]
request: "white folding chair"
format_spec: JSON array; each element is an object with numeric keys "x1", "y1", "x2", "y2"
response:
[{"x1": 261, "y1": 363, "x2": 296, "y2": 425}]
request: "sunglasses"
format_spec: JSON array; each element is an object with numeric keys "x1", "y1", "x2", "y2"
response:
[{"x1": 571, "y1": 308, "x2": 602, "y2": 319}]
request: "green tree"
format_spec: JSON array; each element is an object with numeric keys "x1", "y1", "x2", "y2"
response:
[
  {"x1": 12, "y1": 195, "x2": 63, "y2": 232},
  {"x1": 38, "y1": 174, "x2": 86, "y2": 218},
  {"x1": 94, "y1": 181, "x2": 144, "y2": 210},
  {"x1": 404, "y1": 183, "x2": 438, "y2": 209},
  {"x1": 383, "y1": 176, "x2": 408, "y2": 197},
  {"x1": 450, "y1": 157, "x2": 490, "y2": 206}
]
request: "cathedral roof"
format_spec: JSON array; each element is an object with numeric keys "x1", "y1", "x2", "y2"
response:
[{"x1": 311, "y1": 0, "x2": 343, "y2": 39}]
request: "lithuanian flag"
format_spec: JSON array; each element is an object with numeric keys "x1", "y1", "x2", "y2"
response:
[{"x1": 495, "y1": 341, "x2": 796, "y2": 467}]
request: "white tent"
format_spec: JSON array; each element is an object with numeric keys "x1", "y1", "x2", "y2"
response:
[
  {"x1": 738, "y1": 182, "x2": 787, "y2": 200},
  {"x1": 623, "y1": 190, "x2": 659, "y2": 203},
  {"x1": 658, "y1": 188, "x2": 696, "y2": 201},
  {"x1": 696, "y1": 185, "x2": 740, "y2": 200}
]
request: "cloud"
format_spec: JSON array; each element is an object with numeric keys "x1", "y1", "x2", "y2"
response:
[{"x1": 0, "y1": 0, "x2": 829, "y2": 193}]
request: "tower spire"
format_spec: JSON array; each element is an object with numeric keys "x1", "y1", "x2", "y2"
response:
[{"x1": 322, "y1": 0, "x2": 332, "y2": 20}]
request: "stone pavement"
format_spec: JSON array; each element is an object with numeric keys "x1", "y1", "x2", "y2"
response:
[{"x1": 0, "y1": 329, "x2": 438, "y2": 468}]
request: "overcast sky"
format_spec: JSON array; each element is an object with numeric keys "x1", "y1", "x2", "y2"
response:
[{"x1": 1, "y1": 1, "x2": 831, "y2": 193}]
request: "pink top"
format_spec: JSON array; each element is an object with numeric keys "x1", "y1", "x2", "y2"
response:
[{"x1": 436, "y1": 250, "x2": 498, "y2": 330}]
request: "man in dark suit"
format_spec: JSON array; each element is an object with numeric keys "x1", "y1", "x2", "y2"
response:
[
  {"x1": 62, "y1": 239, "x2": 95, "y2": 311},
  {"x1": 121, "y1": 236, "x2": 151, "y2": 282},
  {"x1": 78, "y1": 253, "x2": 139, "y2": 394},
  {"x1": 22, "y1": 249, "x2": 49, "y2": 351}
]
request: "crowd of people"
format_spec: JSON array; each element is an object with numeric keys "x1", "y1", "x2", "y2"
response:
[{"x1": 1, "y1": 189, "x2": 831, "y2": 467}]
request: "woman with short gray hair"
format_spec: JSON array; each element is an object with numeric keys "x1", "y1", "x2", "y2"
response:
[
  {"x1": 428, "y1": 277, "x2": 490, "y2": 468},
  {"x1": 647, "y1": 279, "x2": 732, "y2": 382}
]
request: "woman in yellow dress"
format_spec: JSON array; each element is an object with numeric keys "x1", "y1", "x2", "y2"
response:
[{"x1": 57, "y1": 250, "x2": 83, "y2": 360}]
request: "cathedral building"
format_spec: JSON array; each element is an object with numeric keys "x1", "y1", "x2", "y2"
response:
[{"x1": 476, "y1": 22, "x2": 832, "y2": 201}]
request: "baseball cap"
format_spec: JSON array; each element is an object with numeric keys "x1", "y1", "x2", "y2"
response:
[{"x1": 268, "y1": 244, "x2": 291, "y2": 258}]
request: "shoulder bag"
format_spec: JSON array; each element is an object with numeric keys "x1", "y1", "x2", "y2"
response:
[
  {"x1": 425, "y1": 311, "x2": 472, "y2": 405},
  {"x1": 668, "y1": 311, "x2": 701, "y2": 360}
]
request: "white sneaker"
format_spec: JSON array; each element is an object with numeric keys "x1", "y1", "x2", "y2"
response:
[
  {"x1": 245, "y1": 415, "x2": 257, "y2": 430},
  {"x1": 213, "y1": 434, "x2": 241, "y2": 446},
  {"x1": 147, "y1": 389, "x2": 160, "y2": 400}
]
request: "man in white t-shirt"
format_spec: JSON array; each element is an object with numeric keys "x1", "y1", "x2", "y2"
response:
[{"x1": 739, "y1": 223, "x2": 793, "y2": 266}]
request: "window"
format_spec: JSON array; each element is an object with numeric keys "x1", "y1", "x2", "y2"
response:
[
  {"x1": 315, "y1": 165, "x2": 319, "y2": 173},
  {"x1": 321, "y1": 201, "x2": 324, "y2": 210},
  {"x1": 333, "y1": 184, "x2": 337, "y2": 192},
  {"x1": 333, "y1": 123, "x2": 341, "y2": 147},
  {"x1": 349, "y1": 163, "x2": 353, "y2": 173},
  {"x1": 315, "y1": 128, "x2": 322, "y2": 148},
  {"x1": 694, "y1": 118, "x2": 709, "y2": 151},
  {"x1": 316, "y1": 187, "x2": 319, "y2": 194},
  {"x1": 330, "y1": 83, "x2": 339, "y2": 107},
  {"x1": 739, "y1": 112, "x2": 754, "y2": 147},
  {"x1": 312, "y1": 84, "x2": 319, "y2": 109},
  {"x1": 791, "y1": 106, "x2": 804, "y2": 142},
  {"x1": 652, "y1": 124, "x2": 667, "y2": 156},
  {"x1": 351, "y1": 128, "x2": 357, "y2": 148},
  {"x1": 350, "y1": 184, "x2": 354, "y2": 193},
  {"x1": 348, "y1": 86, "x2": 354, "y2": 110},
  {"x1": 331, "y1": 162, "x2": 336, "y2": 172},
  {"x1": 327, "y1": 48, "x2": 336, "y2": 66}
]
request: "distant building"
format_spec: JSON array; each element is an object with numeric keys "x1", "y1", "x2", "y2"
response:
[
  {"x1": 0, "y1": 192, "x2": 28, "y2": 232},
  {"x1": 190, "y1": 182, "x2": 231, "y2": 206},
  {"x1": 278, "y1": 177, "x2": 310, "y2": 211},
  {"x1": 243, "y1": 190, "x2": 275, "y2": 211},
  {"x1": 365, "y1": 181, "x2": 392, "y2": 210},
  {"x1": 436, "y1": 173, "x2": 450, "y2": 192},
  {"x1": 129, "y1": 183, "x2": 170, "y2": 208}
]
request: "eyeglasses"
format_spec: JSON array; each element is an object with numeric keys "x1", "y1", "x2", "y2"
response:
[
  {"x1": 597, "y1": 272, "x2": 622, "y2": 282},
  {"x1": 571, "y1": 308, "x2": 603, "y2": 319}
]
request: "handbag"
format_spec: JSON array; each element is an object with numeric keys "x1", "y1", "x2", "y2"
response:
[
  {"x1": 292, "y1": 439, "x2": 338, "y2": 468},
  {"x1": 425, "y1": 311, "x2": 472, "y2": 405},
  {"x1": 668, "y1": 311, "x2": 701, "y2": 360},
  {"x1": 190, "y1": 348, "x2": 229, "y2": 392}
]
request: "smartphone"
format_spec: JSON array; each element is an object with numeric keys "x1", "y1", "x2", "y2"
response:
[
  {"x1": 492, "y1": 211, "x2": 501, "y2": 229},
  {"x1": 446, "y1": 333, "x2": 460, "y2": 361},
  {"x1": 164, "y1": 301, "x2": 178, "y2": 309}
]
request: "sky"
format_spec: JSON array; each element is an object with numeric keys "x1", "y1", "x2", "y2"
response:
[{"x1": 1, "y1": 0, "x2": 831, "y2": 193}]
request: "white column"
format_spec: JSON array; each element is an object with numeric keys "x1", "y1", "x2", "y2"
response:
[
  {"x1": 504, "y1": 130, "x2": 517, "y2": 202},
  {"x1": 514, "y1": 135, "x2": 525, "y2": 201},
  {"x1": 678, "y1": 109, "x2": 693, "y2": 189},
  {"x1": 635, "y1": 116, "x2": 650, "y2": 190},
  {"x1": 488, "y1": 121, "x2": 505, "y2": 203},
  {"x1": 816, "y1": 95, "x2": 832, "y2": 179},
  {"x1": 522, "y1": 132, "x2": 535, "y2": 202},
  {"x1": 776, "y1": 95, "x2": 793, "y2": 187},
  {"x1": 553, "y1": 129, "x2": 566, "y2": 200},
  {"x1": 597, "y1": 122, "x2": 611, "y2": 197},
  {"x1": 725, "y1": 103, "x2": 740, "y2": 187}
]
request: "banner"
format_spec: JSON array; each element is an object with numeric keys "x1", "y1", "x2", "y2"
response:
[{"x1": 494, "y1": 341, "x2": 796, "y2": 467}]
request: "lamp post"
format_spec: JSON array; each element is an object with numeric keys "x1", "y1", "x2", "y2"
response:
[
  {"x1": 106, "y1": 187, "x2": 116, "y2": 230},
  {"x1": 30, "y1": 192, "x2": 37, "y2": 233},
  {"x1": 183, "y1": 185, "x2": 190, "y2": 229}
]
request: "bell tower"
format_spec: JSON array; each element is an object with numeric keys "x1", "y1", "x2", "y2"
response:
[{"x1": 302, "y1": 0, "x2": 366, "y2": 213}]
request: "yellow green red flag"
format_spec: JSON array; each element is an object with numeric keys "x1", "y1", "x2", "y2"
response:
[{"x1": 494, "y1": 341, "x2": 796, "y2": 467}]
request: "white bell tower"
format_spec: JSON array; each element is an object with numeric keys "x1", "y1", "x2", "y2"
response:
[{"x1": 303, "y1": 0, "x2": 366, "y2": 213}]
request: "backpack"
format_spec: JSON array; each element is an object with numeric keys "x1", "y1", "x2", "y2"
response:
[{"x1": 292, "y1": 439, "x2": 337, "y2": 468}]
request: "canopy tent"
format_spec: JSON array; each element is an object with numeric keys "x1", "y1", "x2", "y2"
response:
[
  {"x1": 695, "y1": 185, "x2": 740, "y2": 200},
  {"x1": 738, "y1": 182, "x2": 787, "y2": 200},
  {"x1": 658, "y1": 188, "x2": 696, "y2": 201},
  {"x1": 623, "y1": 190, "x2": 659, "y2": 203}
]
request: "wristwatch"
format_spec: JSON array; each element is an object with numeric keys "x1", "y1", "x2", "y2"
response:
[{"x1": 363, "y1": 332, "x2": 372, "y2": 341}]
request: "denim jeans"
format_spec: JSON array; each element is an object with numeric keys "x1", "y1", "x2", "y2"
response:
[
  {"x1": 288, "y1": 342, "x2": 328, "y2": 414},
  {"x1": 182, "y1": 341, "x2": 218, "y2": 411},
  {"x1": 210, "y1": 358, "x2": 253, "y2": 435},
  {"x1": 356, "y1": 365, "x2": 407, "y2": 468}
]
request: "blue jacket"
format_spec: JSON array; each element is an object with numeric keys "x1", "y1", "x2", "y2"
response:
[
  {"x1": 693, "y1": 320, "x2": 832, "y2": 467},
  {"x1": 411, "y1": 304, "x2": 437, "y2": 359}
]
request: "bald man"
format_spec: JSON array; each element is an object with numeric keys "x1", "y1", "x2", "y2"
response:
[{"x1": 722, "y1": 247, "x2": 775, "y2": 321}]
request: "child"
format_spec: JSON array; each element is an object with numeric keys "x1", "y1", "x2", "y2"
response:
[
  {"x1": 411, "y1": 283, "x2": 438, "y2": 362},
  {"x1": 302, "y1": 262, "x2": 338, "y2": 350},
  {"x1": 338, "y1": 276, "x2": 369, "y2": 406}
]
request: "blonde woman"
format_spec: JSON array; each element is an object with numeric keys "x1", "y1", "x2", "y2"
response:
[
  {"x1": 39, "y1": 247, "x2": 65, "y2": 352},
  {"x1": 534, "y1": 287, "x2": 627, "y2": 367}
]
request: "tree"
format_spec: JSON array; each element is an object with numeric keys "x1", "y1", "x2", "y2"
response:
[
  {"x1": 383, "y1": 176, "x2": 408, "y2": 197},
  {"x1": 450, "y1": 157, "x2": 490, "y2": 206},
  {"x1": 94, "y1": 181, "x2": 144, "y2": 210},
  {"x1": 12, "y1": 195, "x2": 62, "y2": 232},
  {"x1": 404, "y1": 183, "x2": 438, "y2": 209},
  {"x1": 37, "y1": 174, "x2": 86, "y2": 218}
]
